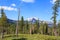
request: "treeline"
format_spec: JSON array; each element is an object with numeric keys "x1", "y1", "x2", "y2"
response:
[
  {"x1": 0, "y1": 9, "x2": 60, "y2": 36},
  {"x1": 0, "y1": 0, "x2": 60, "y2": 39}
]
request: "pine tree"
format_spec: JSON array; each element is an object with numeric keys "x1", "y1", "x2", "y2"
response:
[
  {"x1": 34, "y1": 19, "x2": 40, "y2": 34},
  {"x1": 44, "y1": 23, "x2": 48, "y2": 35},
  {"x1": 0, "y1": 9, "x2": 7, "y2": 39},
  {"x1": 25, "y1": 20, "x2": 29, "y2": 34},
  {"x1": 51, "y1": 0, "x2": 60, "y2": 36},
  {"x1": 20, "y1": 16, "x2": 24, "y2": 34},
  {"x1": 39, "y1": 21, "x2": 43, "y2": 34},
  {"x1": 26, "y1": 20, "x2": 29, "y2": 30}
]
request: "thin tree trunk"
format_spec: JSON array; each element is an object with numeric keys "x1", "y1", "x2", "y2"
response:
[
  {"x1": 1, "y1": 32, "x2": 4, "y2": 39},
  {"x1": 30, "y1": 27, "x2": 31, "y2": 34},
  {"x1": 23, "y1": 27, "x2": 24, "y2": 34},
  {"x1": 16, "y1": 24, "x2": 18, "y2": 37},
  {"x1": 16, "y1": 8, "x2": 20, "y2": 37},
  {"x1": 1, "y1": 29, "x2": 4, "y2": 40},
  {"x1": 53, "y1": 25, "x2": 58, "y2": 36}
]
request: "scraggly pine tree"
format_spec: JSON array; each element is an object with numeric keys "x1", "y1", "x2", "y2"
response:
[
  {"x1": 51, "y1": 0, "x2": 60, "y2": 36},
  {"x1": 34, "y1": 19, "x2": 40, "y2": 34},
  {"x1": 25, "y1": 20, "x2": 29, "y2": 34},
  {"x1": 0, "y1": 9, "x2": 7, "y2": 39},
  {"x1": 20, "y1": 16, "x2": 25, "y2": 34},
  {"x1": 44, "y1": 23, "x2": 48, "y2": 35}
]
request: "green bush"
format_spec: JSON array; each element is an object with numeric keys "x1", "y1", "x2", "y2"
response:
[
  {"x1": 12, "y1": 39, "x2": 20, "y2": 40},
  {"x1": 12, "y1": 38, "x2": 27, "y2": 40},
  {"x1": 1, "y1": 34, "x2": 60, "y2": 40}
]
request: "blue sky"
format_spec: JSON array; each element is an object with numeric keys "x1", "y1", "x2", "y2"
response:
[{"x1": 0, "y1": 0, "x2": 60, "y2": 21}]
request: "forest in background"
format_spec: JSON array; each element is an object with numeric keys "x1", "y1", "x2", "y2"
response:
[{"x1": 0, "y1": 0, "x2": 60, "y2": 40}]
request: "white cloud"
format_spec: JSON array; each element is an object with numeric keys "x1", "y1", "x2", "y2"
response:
[
  {"x1": 21, "y1": 0, "x2": 35, "y2": 3},
  {"x1": 50, "y1": 0, "x2": 57, "y2": 4},
  {"x1": 0, "y1": 6, "x2": 17, "y2": 11},
  {"x1": 11, "y1": 3, "x2": 16, "y2": 7}
]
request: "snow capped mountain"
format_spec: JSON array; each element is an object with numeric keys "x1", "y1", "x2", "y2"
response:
[
  {"x1": 26, "y1": 17, "x2": 53, "y2": 27},
  {"x1": 26, "y1": 17, "x2": 39, "y2": 21},
  {"x1": 7, "y1": 17, "x2": 53, "y2": 27},
  {"x1": 42, "y1": 21, "x2": 53, "y2": 27},
  {"x1": 7, "y1": 19, "x2": 16, "y2": 24}
]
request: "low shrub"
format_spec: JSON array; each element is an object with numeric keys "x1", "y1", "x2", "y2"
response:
[
  {"x1": 12, "y1": 38, "x2": 27, "y2": 40},
  {"x1": 1, "y1": 34, "x2": 60, "y2": 40}
]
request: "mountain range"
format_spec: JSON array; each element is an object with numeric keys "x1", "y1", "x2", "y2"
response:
[{"x1": 7, "y1": 17, "x2": 53, "y2": 27}]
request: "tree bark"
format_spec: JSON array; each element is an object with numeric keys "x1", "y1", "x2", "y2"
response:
[{"x1": 53, "y1": 25, "x2": 58, "y2": 36}]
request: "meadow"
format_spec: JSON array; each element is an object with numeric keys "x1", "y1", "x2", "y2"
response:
[{"x1": 0, "y1": 34, "x2": 60, "y2": 40}]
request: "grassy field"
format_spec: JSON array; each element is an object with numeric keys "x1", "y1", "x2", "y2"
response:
[{"x1": 0, "y1": 34, "x2": 60, "y2": 40}]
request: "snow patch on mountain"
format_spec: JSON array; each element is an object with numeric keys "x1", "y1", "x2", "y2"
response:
[{"x1": 26, "y1": 17, "x2": 39, "y2": 21}]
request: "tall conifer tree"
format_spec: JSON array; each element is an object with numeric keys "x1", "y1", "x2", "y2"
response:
[
  {"x1": 51, "y1": 0, "x2": 60, "y2": 36},
  {"x1": 0, "y1": 9, "x2": 7, "y2": 39}
]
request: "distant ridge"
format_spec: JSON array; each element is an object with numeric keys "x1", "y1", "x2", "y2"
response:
[
  {"x1": 7, "y1": 19, "x2": 16, "y2": 24},
  {"x1": 7, "y1": 17, "x2": 53, "y2": 27}
]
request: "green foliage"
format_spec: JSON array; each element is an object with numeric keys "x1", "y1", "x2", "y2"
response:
[
  {"x1": 1, "y1": 34, "x2": 60, "y2": 40},
  {"x1": 12, "y1": 38, "x2": 27, "y2": 40},
  {"x1": 25, "y1": 20, "x2": 29, "y2": 30},
  {"x1": 58, "y1": 20, "x2": 60, "y2": 35},
  {"x1": 34, "y1": 20, "x2": 40, "y2": 34},
  {"x1": 0, "y1": 9, "x2": 8, "y2": 38},
  {"x1": 44, "y1": 23, "x2": 48, "y2": 35},
  {"x1": 19, "y1": 16, "x2": 25, "y2": 34},
  {"x1": 7, "y1": 23, "x2": 16, "y2": 34},
  {"x1": 51, "y1": 0, "x2": 59, "y2": 25},
  {"x1": 39, "y1": 21, "x2": 44, "y2": 34},
  {"x1": 24, "y1": 20, "x2": 29, "y2": 34},
  {"x1": 0, "y1": 9, "x2": 7, "y2": 27},
  {"x1": 51, "y1": 0, "x2": 60, "y2": 36}
]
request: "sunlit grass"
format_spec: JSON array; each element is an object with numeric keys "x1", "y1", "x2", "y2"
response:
[{"x1": 0, "y1": 34, "x2": 60, "y2": 40}]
